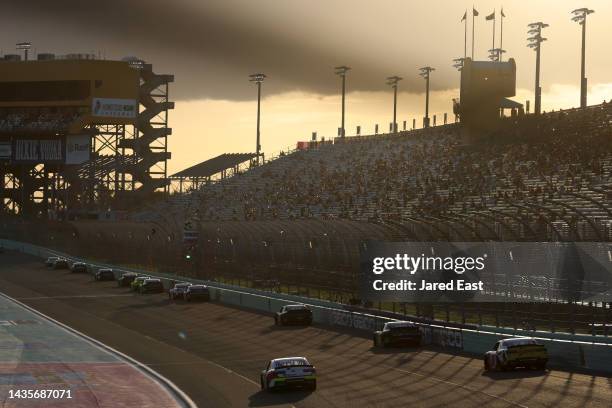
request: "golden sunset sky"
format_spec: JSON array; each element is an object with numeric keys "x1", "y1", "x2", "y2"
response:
[{"x1": 4, "y1": 0, "x2": 611, "y2": 173}]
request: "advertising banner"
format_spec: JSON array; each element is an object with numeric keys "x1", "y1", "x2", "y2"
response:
[
  {"x1": 0, "y1": 142, "x2": 10, "y2": 159},
  {"x1": 12, "y1": 139, "x2": 64, "y2": 163},
  {"x1": 65, "y1": 134, "x2": 91, "y2": 164},
  {"x1": 92, "y1": 98, "x2": 137, "y2": 118}
]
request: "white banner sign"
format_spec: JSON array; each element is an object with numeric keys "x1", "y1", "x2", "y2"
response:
[
  {"x1": 92, "y1": 98, "x2": 137, "y2": 118},
  {"x1": 65, "y1": 134, "x2": 91, "y2": 164}
]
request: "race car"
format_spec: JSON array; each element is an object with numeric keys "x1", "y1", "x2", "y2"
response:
[
  {"x1": 484, "y1": 337, "x2": 548, "y2": 371},
  {"x1": 95, "y1": 268, "x2": 115, "y2": 281},
  {"x1": 45, "y1": 256, "x2": 59, "y2": 267},
  {"x1": 168, "y1": 282, "x2": 192, "y2": 300},
  {"x1": 52, "y1": 258, "x2": 69, "y2": 270},
  {"x1": 117, "y1": 272, "x2": 138, "y2": 287},
  {"x1": 70, "y1": 262, "x2": 88, "y2": 273},
  {"x1": 274, "y1": 304, "x2": 313, "y2": 326},
  {"x1": 184, "y1": 284, "x2": 210, "y2": 301},
  {"x1": 130, "y1": 275, "x2": 150, "y2": 292},
  {"x1": 373, "y1": 321, "x2": 422, "y2": 348},
  {"x1": 260, "y1": 357, "x2": 316, "y2": 392},
  {"x1": 139, "y1": 278, "x2": 164, "y2": 294}
]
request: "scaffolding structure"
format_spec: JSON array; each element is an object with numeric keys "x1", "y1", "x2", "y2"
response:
[{"x1": 0, "y1": 60, "x2": 174, "y2": 218}]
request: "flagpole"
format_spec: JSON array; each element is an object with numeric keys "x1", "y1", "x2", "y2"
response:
[
  {"x1": 500, "y1": 9, "x2": 504, "y2": 61},
  {"x1": 472, "y1": 6, "x2": 475, "y2": 59},
  {"x1": 493, "y1": 10, "x2": 496, "y2": 53},
  {"x1": 464, "y1": 10, "x2": 467, "y2": 59}
]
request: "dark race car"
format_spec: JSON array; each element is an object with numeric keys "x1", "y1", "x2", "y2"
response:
[
  {"x1": 484, "y1": 338, "x2": 548, "y2": 371},
  {"x1": 95, "y1": 268, "x2": 115, "y2": 281},
  {"x1": 53, "y1": 258, "x2": 69, "y2": 270},
  {"x1": 275, "y1": 304, "x2": 313, "y2": 326},
  {"x1": 184, "y1": 284, "x2": 210, "y2": 301},
  {"x1": 117, "y1": 272, "x2": 138, "y2": 287},
  {"x1": 373, "y1": 321, "x2": 422, "y2": 348},
  {"x1": 260, "y1": 357, "x2": 316, "y2": 392},
  {"x1": 168, "y1": 282, "x2": 192, "y2": 300},
  {"x1": 139, "y1": 278, "x2": 164, "y2": 294},
  {"x1": 70, "y1": 262, "x2": 88, "y2": 273}
]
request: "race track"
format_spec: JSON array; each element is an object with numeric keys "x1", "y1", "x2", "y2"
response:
[{"x1": 0, "y1": 251, "x2": 610, "y2": 407}]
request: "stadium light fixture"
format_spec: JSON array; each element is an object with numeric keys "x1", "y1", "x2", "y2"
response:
[
  {"x1": 334, "y1": 66, "x2": 351, "y2": 137},
  {"x1": 527, "y1": 22, "x2": 548, "y2": 115},
  {"x1": 571, "y1": 8, "x2": 594, "y2": 108},
  {"x1": 249, "y1": 73, "x2": 266, "y2": 165},
  {"x1": 452, "y1": 58, "x2": 465, "y2": 71},
  {"x1": 419, "y1": 67, "x2": 434, "y2": 128},
  {"x1": 386, "y1": 76, "x2": 402, "y2": 133},
  {"x1": 487, "y1": 48, "x2": 506, "y2": 62},
  {"x1": 16, "y1": 42, "x2": 32, "y2": 61}
]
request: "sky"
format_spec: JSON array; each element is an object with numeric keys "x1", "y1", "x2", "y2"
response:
[{"x1": 3, "y1": 0, "x2": 612, "y2": 173}]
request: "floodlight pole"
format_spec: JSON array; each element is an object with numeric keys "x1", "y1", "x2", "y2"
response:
[
  {"x1": 249, "y1": 73, "x2": 266, "y2": 165},
  {"x1": 528, "y1": 23, "x2": 548, "y2": 115},
  {"x1": 580, "y1": 17, "x2": 587, "y2": 108},
  {"x1": 256, "y1": 81, "x2": 262, "y2": 161},
  {"x1": 572, "y1": 8, "x2": 594, "y2": 108},
  {"x1": 16, "y1": 42, "x2": 32, "y2": 61},
  {"x1": 386, "y1": 76, "x2": 402, "y2": 133},
  {"x1": 535, "y1": 44, "x2": 542, "y2": 115},
  {"x1": 419, "y1": 67, "x2": 434, "y2": 128},
  {"x1": 335, "y1": 66, "x2": 351, "y2": 138}
]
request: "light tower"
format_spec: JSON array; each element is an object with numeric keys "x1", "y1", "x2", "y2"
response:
[
  {"x1": 452, "y1": 57, "x2": 465, "y2": 71},
  {"x1": 487, "y1": 48, "x2": 506, "y2": 62},
  {"x1": 419, "y1": 67, "x2": 435, "y2": 128},
  {"x1": 528, "y1": 22, "x2": 549, "y2": 115},
  {"x1": 334, "y1": 66, "x2": 351, "y2": 137},
  {"x1": 16, "y1": 42, "x2": 32, "y2": 61},
  {"x1": 386, "y1": 76, "x2": 402, "y2": 133},
  {"x1": 249, "y1": 73, "x2": 266, "y2": 165},
  {"x1": 571, "y1": 8, "x2": 594, "y2": 108}
]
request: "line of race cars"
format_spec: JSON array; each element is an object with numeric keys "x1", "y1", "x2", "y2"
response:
[{"x1": 43, "y1": 255, "x2": 549, "y2": 392}]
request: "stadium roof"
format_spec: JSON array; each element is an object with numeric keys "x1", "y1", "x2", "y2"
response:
[
  {"x1": 499, "y1": 98, "x2": 523, "y2": 109},
  {"x1": 170, "y1": 153, "x2": 256, "y2": 178}
]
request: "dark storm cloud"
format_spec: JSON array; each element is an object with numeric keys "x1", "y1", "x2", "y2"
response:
[{"x1": 4, "y1": 0, "x2": 456, "y2": 101}]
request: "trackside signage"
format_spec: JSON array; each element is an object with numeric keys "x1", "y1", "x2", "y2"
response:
[
  {"x1": 12, "y1": 138, "x2": 64, "y2": 163},
  {"x1": 92, "y1": 98, "x2": 137, "y2": 118},
  {"x1": 359, "y1": 241, "x2": 612, "y2": 303},
  {"x1": 65, "y1": 134, "x2": 91, "y2": 164}
]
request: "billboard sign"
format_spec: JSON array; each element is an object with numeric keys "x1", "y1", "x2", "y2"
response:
[
  {"x1": 0, "y1": 142, "x2": 10, "y2": 160},
  {"x1": 92, "y1": 98, "x2": 137, "y2": 118},
  {"x1": 12, "y1": 138, "x2": 63, "y2": 163},
  {"x1": 65, "y1": 134, "x2": 91, "y2": 164}
]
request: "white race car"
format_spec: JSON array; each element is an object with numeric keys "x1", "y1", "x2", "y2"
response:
[
  {"x1": 45, "y1": 256, "x2": 59, "y2": 267},
  {"x1": 260, "y1": 357, "x2": 316, "y2": 392}
]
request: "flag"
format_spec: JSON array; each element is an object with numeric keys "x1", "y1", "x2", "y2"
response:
[
  {"x1": 461, "y1": 11, "x2": 467, "y2": 22},
  {"x1": 473, "y1": 8, "x2": 479, "y2": 16},
  {"x1": 486, "y1": 11, "x2": 495, "y2": 21},
  {"x1": 501, "y1": 8, "x2": 506, "y2": 17}
]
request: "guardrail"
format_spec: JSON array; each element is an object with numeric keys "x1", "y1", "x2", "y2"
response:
[{"x1": 2, "y1": 238, "x2": 611, "y2": 374}]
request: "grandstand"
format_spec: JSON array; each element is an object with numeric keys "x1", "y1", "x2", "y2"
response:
[{"x1": 163, "y1": 102, "x2": 611, "y2": 243}]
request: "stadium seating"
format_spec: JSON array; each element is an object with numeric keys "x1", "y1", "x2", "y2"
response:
[
  {"x1": 165, "y1": 102, "x2": 612, "y2": 242},
  {"x1": 0, "y1": 109, "x2": 79, "y2": 133}
]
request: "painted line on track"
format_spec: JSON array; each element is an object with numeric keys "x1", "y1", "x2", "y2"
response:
[
  {"x1": 0, "y1": 290, "x2": 197, "y2": 408},
  {"x1": 16, "y1": 294, "x2": 134, "y2": 300}
]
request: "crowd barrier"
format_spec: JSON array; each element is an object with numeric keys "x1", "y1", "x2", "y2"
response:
[{"x1": 2, "y1": 239, "x2": 611, "y2": 375}]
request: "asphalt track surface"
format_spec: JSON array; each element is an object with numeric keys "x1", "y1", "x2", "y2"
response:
[{"x1": 0, "y1": 251, "x2": 610, "y2": 408}]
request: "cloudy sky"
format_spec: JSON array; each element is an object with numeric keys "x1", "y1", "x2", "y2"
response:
[{"x1": 4, "y1": 0, "x2": 611, "y2": 172}]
